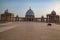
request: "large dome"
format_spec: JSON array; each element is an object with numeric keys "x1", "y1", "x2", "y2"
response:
[
  {"x1": 51, "y1": 10, "x2": 56, "y2": 15},
  {"x1": 25, "y1": 8, "x2": 35, "y2": 18}
]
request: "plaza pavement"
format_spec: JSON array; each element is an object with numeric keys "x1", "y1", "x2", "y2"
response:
[{"x1": 0, "y1": 22, "x2": 60, "y2": 40}]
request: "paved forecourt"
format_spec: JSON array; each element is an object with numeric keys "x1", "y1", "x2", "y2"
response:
[{"x1": 0, "y1": 22, "x2": 60, "y2": 40}]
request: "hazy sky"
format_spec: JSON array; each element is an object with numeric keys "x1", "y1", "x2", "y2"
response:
[{"x1": 0, "y1": 0, "x2": 60, "y2": 17}]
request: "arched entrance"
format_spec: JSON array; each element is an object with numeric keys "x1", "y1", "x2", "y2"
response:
[{"x1": 27, "y1": 18, "x2": 33, "y2": 21}]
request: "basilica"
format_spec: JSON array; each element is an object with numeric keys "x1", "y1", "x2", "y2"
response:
[{"x1": 0, "y1": 8, "x2": 60, "y2": 23}]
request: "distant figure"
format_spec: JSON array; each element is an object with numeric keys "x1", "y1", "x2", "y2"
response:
[{"x1": 47, "y1": 23, "x2": 52, "y2": 26}]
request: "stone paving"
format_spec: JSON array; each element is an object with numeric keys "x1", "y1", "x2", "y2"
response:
[{"x1": 0, "y1": 22, "x2": 60, "y2": 40}]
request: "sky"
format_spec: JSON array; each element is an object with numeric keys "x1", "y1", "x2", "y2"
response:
[{"x1": 0, "y1": 0, "x2": 60, "y2": 17}]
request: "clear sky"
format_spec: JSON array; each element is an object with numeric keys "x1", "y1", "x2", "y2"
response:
[{"x1": 0, "y1": 0, "x2": 60, "y2": 17}]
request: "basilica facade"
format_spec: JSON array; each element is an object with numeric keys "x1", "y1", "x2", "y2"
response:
[
  {"x1": 0, "y1": 8, "x2": 60, "y2": 23},
  {"x1": 24, "y1": 8, "x2": 35, "y2": 21}
]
